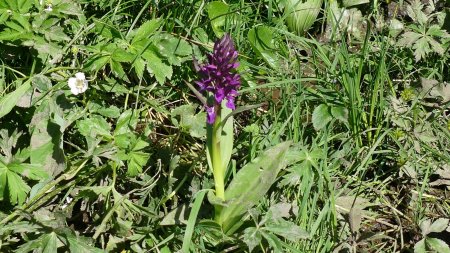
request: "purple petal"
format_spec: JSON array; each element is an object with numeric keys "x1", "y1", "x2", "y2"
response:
[
  {"x1": 226, "y1": 97, "x2": 235, "y2": 110},
  {"x1": 206, "y1": 106, "x2": 216, "y2": 124},
  {"x1": 215, "y1": 88, "x2": 225, "y2": 103}
]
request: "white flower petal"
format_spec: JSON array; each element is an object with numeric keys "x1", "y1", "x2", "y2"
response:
[
  {"x1": 68, "y1": 77, "x2": 77, "y2": 89},
  {"x1": 70, "y1": 86, "x2": 80, "y2": 95},
  {"x1": 81, "y1": 81, "x2": 88, "y2": 93},
  {"x1": 75, "y1": 72, "x2": 85, "y2": 80}
]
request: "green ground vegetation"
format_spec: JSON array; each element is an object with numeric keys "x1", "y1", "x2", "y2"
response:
[{"x1": 0, "y1": 0, "x2": 449, "y2": 252}]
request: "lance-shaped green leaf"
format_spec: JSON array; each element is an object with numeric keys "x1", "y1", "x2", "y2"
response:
[
  {"x1": 0, "y1": 80, "x2": 31, "y2": 119},
  {"x1": 219, "y1": 141, "x2": 291, "y2": 234},
  {"x1": 219, "y1": 104, "x2": 233, "y2": 172}
]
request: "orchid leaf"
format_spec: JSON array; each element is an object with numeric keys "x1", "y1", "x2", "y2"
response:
[
  {"x1": 219, "y1": 141, "x2": 291, "y2": 234},
  {"x1": 219, "y1": 102, "x2": 233, "y2": 173}
]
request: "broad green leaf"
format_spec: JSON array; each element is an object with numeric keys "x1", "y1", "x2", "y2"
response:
[
  {"x1": 93, "y1": 20, "x2": 121, "y2": 39},
  {"x1": 77, "y1": 115, "x2": 112, "y2": 139},
  {"x1": 0, "y1": 28, "x2": 32, "y2": 41},
  {"x1": 30, "y1": 39, "x2": 64, "y2": 64},
  {"x1": 426, "y1": 218, "x2": 449, "y2": 234},
  {"x1": 16, "y1": 233, "x2": 55, "y2": 253},
  {"x1": 160, "y1": 203, "x2": 190, "y2": 225},
  {"x1": 331, "y1": 106, "x2": 348, "y2": 123},
  {"x1": 44, "y1": 26, "x2": 70, "y2": 42},
  {"x1": 0, "y1": 9, "x2": 9, "y2": 23},
  {"x1": 78, "y1": 186, "x2": 113, "y2": 199},
  {"x1": 389, "y1": 19, "x2": 404, "y2": 37},
  {"x1": 171, "y1": 104, "x2": 206, "y2": 138},
  {"x1": 0, "y1": 80, "x2": 31, "y2": 119},
  {"x1": 427, "y1": 25, "x2": 450, "y2": 38},
  {"x1": 160, "y1": 246, "x2": 171, "y2": 253},
  {"x1": 55, "y1": 2, "x2": 83, "y2": 16},
  {"x1": 114, "y1": 133, "x2": 135, "y2": 149},
  {"x1": 219, "y1": 141, "x2": 291, "y2": 233},
  {"x1": 32, "y1": 74, "x2": 52, "y2": 92},
  {"x1": 260, "y1": 231, "x2": 283, "y2": 252},
  {"x1": 398, "y1": 32, "x2": 422, "y2": 47},
  {"x1": 97, "y1": 105, "x2": 120, "y2": 118},
  {"x1": 152, "y1": 34, "x2": 192, "y2": 65},
  {"x1": 42, "y1": 232, "x2": 59, "y2": 253},
  {"x1": 110, "y1": 59, "x2": 129, "y2": 82},
  {"x1": 114, "y1": 109, "x2": 139, "y2": 135},
  {"x1": 414, "y1": 239, "x2": 426, "y2": 253},
  {"x1": 130, "y1": 18, "x2": 162, "y2": 43},
  {"x1": 248, "y1": 26, "x2": 279, "y2": 69},
  {"x1": 8, "y1": 162, "x2": 48, "y2": 181},
  {"x1": 312, "y1": 104, "x2": 332, "y2": 130},
  {"x1": 349, "y1": 207, "x2": 362, "y2": 233},
  {"x1": 426, "y1": 238, "x2": 450, "y2": 253},
  {"x1": 132, "y1": 58, "x2": 146, "y2": 79},
  {"x1": 406, "y1": 0, "x2": 427, "y2": 25},
  {"x1": 0, "y1": 129, "x2": 23, "y2": 161},
  {"x1": 30, "y1": 100, "x2": 65, "y2": 176},
  {"x1": 96, "y1": 77, "x2": 129, "y2": 94},
  {"x1": 85, "y1": 55, "x2": 110, "y2": 72},
  {"x1": 266, "y1": 203, "x2": 292, "y2": 221},
  {"x1": 242, "y1": 227, "x2": 262, "y2": 252},
  {"x1": 66, "y1": 234, "x2": 105, "y2": 253},
  {"x1": 264, "y1": 219, "x2": 309, "y2": 241},
  {"x1": 127, "y1": 150, "x2": 150, "y2": 176},
  {"x1": 0, "y1": 221, "x2": 40, "y2": 234},
  {"x1": 285, "y1": 0, "x2": 323, "y2": 35},
  {"x1": 428, "y1": 38, "x2": 445, "y2": 56},
  {"x1": 143, "y1": 50, "x2": 172, "y2": 84},
  {"x1": 17, "y1": 0, "x2": 33, "y2": 13},
  {"x1": 6, "y1": 169, "x2": 30, "y2": 205},
  {"x1": 412, "y1": 37, "x2": 430, "y2": 62},
  {"x1": 111, "y1": 48, "x2": 135, "y2": 63},
  {"x1": 10, "y1": 12, "x2": 30, "y2": 31},
  {"x1": 335, "y1": 195, "x2": 372, "y2": 214},
  {"x1": 207, "y1": 1, "x2": 229, "y2": 37},
  {"x1": 115, "y1": 132, "x2": 150, "y2": 176}
]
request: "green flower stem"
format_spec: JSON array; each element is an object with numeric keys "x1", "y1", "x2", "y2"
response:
[{"x1": 212, "y1": 112, "x2": 225, "y2": 201}]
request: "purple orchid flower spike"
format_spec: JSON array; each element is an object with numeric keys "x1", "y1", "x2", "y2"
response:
[{"x1": 195, "y1": 34, "x2": 241, "y2": 124}]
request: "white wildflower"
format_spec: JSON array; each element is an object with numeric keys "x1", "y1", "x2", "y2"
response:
[
  {"x1": 68, "y1": 72, "x2": 88, "y2": 95},
  {"x1": 45, "y1": 4, "x2": 53, "y2": 12}
]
